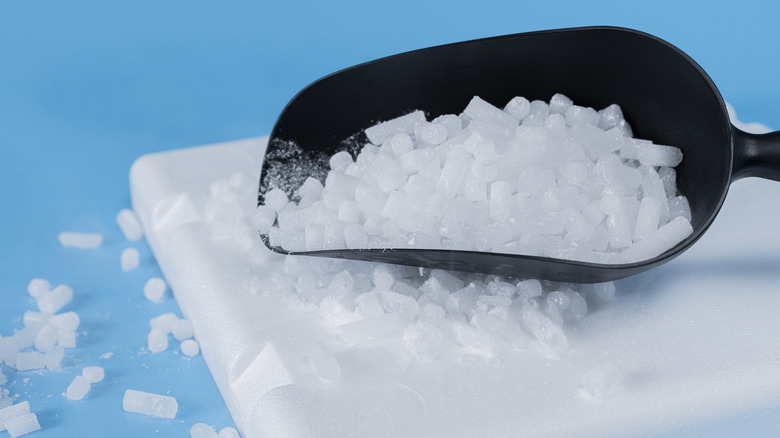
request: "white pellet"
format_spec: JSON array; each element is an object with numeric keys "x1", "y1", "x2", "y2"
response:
[
  {"x1": 4, "y1": 412, "x2": 40, "y2": 438},
  {"x1": 172, "y1": 319, "x2": 194, "y2": 341},
  {"x1": 26, "y1": 279, "x2": 50, "y2": 299},
  {"x1": 15, "y1": 351, "x2": 45, "y2": 371},
  {"x1": 57, "y1": 329, "x2": 77, "y2": 348},
  {"x1": 414, "y1": 121, "x2": 448, "y2": 145},
  {"x1": 121, "y1": 248, "x2": 140, "y2": 271},
  {"x1": 23, "y1": 311, "x2": 49, "y2": 328},
  {"x1": 0, "y1": 401, "x2": 30, "y2": 433},
  {"x1": 329, "y1": 151, "x2": 353, "y2": 172},
  {"x1": 263, "y1": 188, "x2": 289, "y2": 212},
  {"x1": 504, "y1": 96, "x2": 531, "y2": 120},
  {"x1": 43, "y1": 346, "x2": 65, "y2": 371},
  {"x1": 633, "y1": 197, "x2": 660, "y2": 242},
  {"x1": 144, "y1": 278, "x2": 167, "y2": 303},
  {"x1": 464, "y1": 96, "x2": 519, "y2": 129},
  {"x1": 191, "y1": 423, "x2": 218, "y2": 438},
  {"x1": 37, "y1": 284, "x2": 73, "y2": 314},
  {"x1": 13, "y1": 326, "x2": 40, "y2": 350},
  {"x1": 123, "y1": 389, "x2": 178, "y2": 419},
  {"x1": 82, "y1": 366, "x2": 105, "y2": 383},
  {"x1": 181, "y1": 339, "x2": 200, "y2": 357},
  {"x1": 549, "y1": 93, "x2": 573, "y2": 115},
  {"x1": 65, "y1": 375, "x2": 91, "y2": 401},
  {"x1": 116, "y1": 208, "x2": 144, "y2": 241},
  {"x1": 150, "y1": 313, "x2": 180, "y2": 334},
  {"x1": 365, "y1": 110, "x2": 426, "y2": 145},
  {"x1": 582, "y1": 361, "x2": 625, "y2": 400},
  {"x1": 49, "y1": 311, "x2": 80, "y2": 331},
  {"x1": 33, "y1": 324, "x2": 58, "y2": 352},
  {"x1": 637, "y1": 143, "x2": 683, "y2": 167},
  {"x1": 622, "y1": 216, "x2": 693, "y2": 263},
  {"x1": 148, "y1": 329, "x2": 168, "y2": 353},
  {"x1": 58, "y1": 232, "x2": 102, "y2": 249},
  {"x1": 668, "y1": 195, "x2": 692, "y2": 222}
]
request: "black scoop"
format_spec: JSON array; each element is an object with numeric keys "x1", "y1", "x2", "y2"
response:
[{"x1": 258, "y1": 26, "x2": 780, "y2": 283}]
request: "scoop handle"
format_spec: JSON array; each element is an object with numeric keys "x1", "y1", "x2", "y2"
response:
[{"x1": 732, "y1": 126, "x2": 780, "y2": 181}]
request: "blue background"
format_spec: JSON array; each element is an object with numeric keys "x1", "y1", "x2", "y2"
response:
[{"x1": 1, "y1": 1, "x2": 778, "y2": 436}]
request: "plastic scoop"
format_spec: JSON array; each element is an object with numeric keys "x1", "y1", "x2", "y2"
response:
[{"x1": 258, "y1": 26, "x2": 780, "y2": 283}]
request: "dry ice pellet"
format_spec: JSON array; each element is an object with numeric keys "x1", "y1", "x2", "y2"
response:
[{"x1": 258, "y1": 94, "x2": 692, "y2": 264}]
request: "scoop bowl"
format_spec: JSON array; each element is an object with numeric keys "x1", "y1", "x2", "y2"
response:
[{"x1": 258, "y1": 26, "x2": 780, "y2": 283}]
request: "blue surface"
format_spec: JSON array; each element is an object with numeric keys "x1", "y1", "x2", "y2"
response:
[{"x1": 0, "y1": 1, "x2": 778, "y2": 436}]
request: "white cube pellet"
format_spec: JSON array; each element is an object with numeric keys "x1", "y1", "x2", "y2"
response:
[
  {"x1": 180, "y1": 339, "x2": 200, "y2": 357},
  {"x1": 263, "y1": 188, "x2": 289, "y2": 212},
  {"x1": 252, "y1": 205, "x2": 276, "y2": 234},
  {"x1": 148, "y1": 329, "x2": 168, "y2": 353},
  {"x1": 57, "y1": 329, "x2": 77, "y2": 348},
  {"x1": 82, "y1": 366, "x2": 105, "y2": 383},
  {"x1": 121, "y1": 248, "x2": 140, "y2": 271},
  {"x1": 365, "y1": 110, "x2": 426, "y2": 145},
  {"x1": 191, "y1": 423, "x2": 218, "y2": 438},
  {"x1": 37, "y1": 284, "x2": 73, "y2": 314},
  {"x1": 65, "y1": 375, "x2": 91, "y2": 401},
  {"x1": 389, "y1": 132, "x2": 414, "y2": 156},
  {"x1": 598, "y1": 104, "x2": 625, "y2": 130},
  {"x1": 150, "y1": 313, "x2": 180, "y2": 334},
  {"x1": 33, "y1": 324, "x2": 58, "y2": 352},
  {"x1": 622, "y1": 216, "x2": 693, "y2": 263},
  {"x1": 328, "y1": 151, "x2": 353, "y2": 172},
  {"x1": 658, "y1": 166, "x2": 677, "y2": 197},
  {"x1": 668, "y1": 195, "x2": 692, "y2": 222},
  {"x1": 58, "y1": 232, "x2": 102, "y2": 249},
  {"x1": 464, "y1": 96, "x2": 519, "y2": 129},
  {"x1": 13, "y1": 326, "x2": 40, "y2": 350},
  {"x1": 15, "y1": 351, "x2": 45, "y2": 371},
  {"x1": 520, "y1": 304, "x2": 567, "y2": 354},
  {"x1": 50, "y1": 311, "x2": 80, "y2": 331},
  {"x1": 123, "y1": 389, "x2": 178, "y2": 419},
  {"x1": 172, "y1": 319, "x2": 194, "y2": 341},
  {"x1": 582, "y1": 361, "x2": 625, "y2": 400},
  {"x1": 43, "y1": 346, "x2": 65, "y2": 371},
  {"x1": 23, "y1": 311, "x2": 49, "y2": 328},
  {"x1": 637, "y1": 143, "x2": 683, "y2": 167},
  {"x1": 4, "y1": 412, "x2": 40, "y2": 438},
  {"x1": 144, "y1": 278, "x2": 167, "y2": 303},
  {"x1": 414, "y1": 121, "x2": 448, "y2": 145},
  {"x1": 26, "y1": 279, "x2": 50, "y2": 299},
  {"x1": 116, "y1": 208, "x2": 144, "y2": 241},
  {"x1": 549, "y1": 93, "x2": 573, "y2": 115},
  {"x1": 565, "y1": 105, "x2": 600, "y2": 127},
  {"x1": 504, "y1": 96, "x2": 531, "y2": 121},
  {"x1": 633, "y1": 197, "x2": 660, "y2": 242},
  {"x1": 0, "y1": 401, "x2": 30, "y2": 433}
]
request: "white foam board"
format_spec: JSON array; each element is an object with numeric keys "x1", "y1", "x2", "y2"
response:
[{"x1": 130, "y1": 131, "x2": 780, "y2": 438}]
